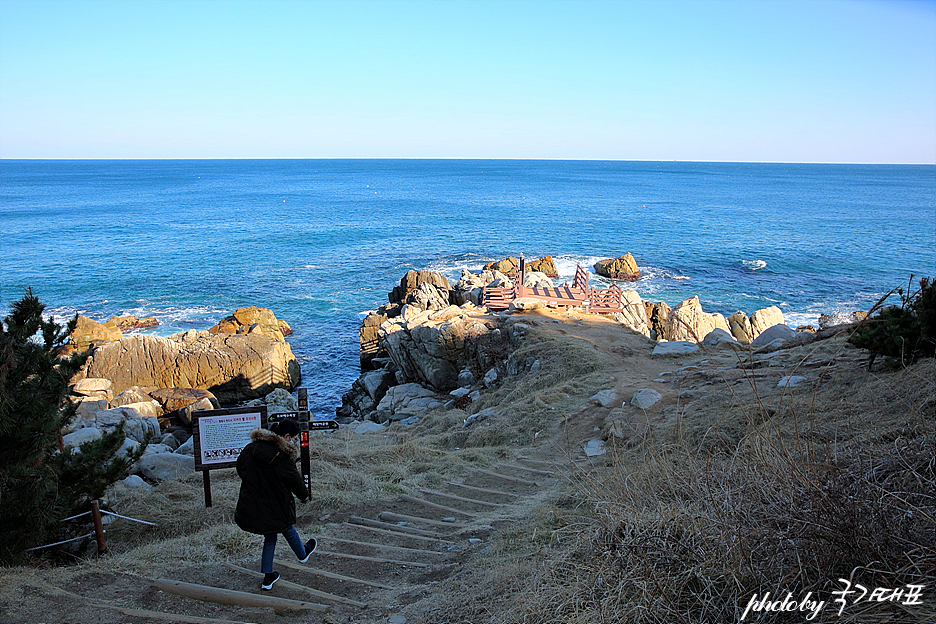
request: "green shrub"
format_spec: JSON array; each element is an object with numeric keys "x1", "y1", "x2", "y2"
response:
[{"x1": 849, "y1": 276, "x2": 935, "y2": 365}]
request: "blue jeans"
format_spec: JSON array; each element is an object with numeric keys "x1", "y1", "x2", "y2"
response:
[{"x1": 260, "y1": 525, "x2": 306, "y2": 573}]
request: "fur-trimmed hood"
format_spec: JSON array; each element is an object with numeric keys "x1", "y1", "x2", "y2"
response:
[{"x1": 249, "y1": 427, "x2": 299, "y2": 461}]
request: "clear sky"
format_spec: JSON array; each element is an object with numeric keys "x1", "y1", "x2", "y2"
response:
[{"x1": 1, "y1": 0, "x2": 934, "y2": 163}]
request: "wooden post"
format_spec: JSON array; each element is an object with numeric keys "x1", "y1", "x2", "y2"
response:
[
  {"x1": 90, "y1": 499, "x2": 107, "y2": 555},
  {"x1": 202, "y1": 470, "x2": 212, "y2": 508}
]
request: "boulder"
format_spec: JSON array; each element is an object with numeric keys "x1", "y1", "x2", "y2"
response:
[
  {"x1": 701, "y1": 328, "x2": 742, "y2": 349},
  {"x1": 526, "y1": 256, "x2": 559, "y2": 278},
  {"x1": 728, "y1": 311, "x2": 755, "y2": 343},
  {"x1": 751, "y1": 324, "x2": 797, "y2": 347},
  {"x1": 62, "y1": 427, "x2": 104, "y2": 450},
  {"x1": 663, "y1": 296, "x2": 730, "y2": 343},
  {"x1": 631, "y1": 388, "x2": 662, "y2": 410},
  {"x1": 71, "y1": 377, "x2": 113, "y2": 398},
  {"x1": 136, "y1": 454, "x2": 195, "y2": 481},
  {"x1": 651, "y1": 341, "x2": 700, "y2": 357},
  {"x1": 590, "y1": 389, "x2": 618, "y2": 408},
  {"x1": 452, "y1": 270, "x2": 488, "y2": 306},
  {"x1": 593, "y1": 253, "x2": 641, "y2": 281},
  {"x1": 645, "y1": 301, "x2": 670, "y2": 341},
  {"x1": 79, "y1": 332, "x2": 300, "y2": 403},
  {"x1": 374, "y1": 383, "x2": 444, "y2": 422},
  {"x1": 750, "y1": 306, "x2": 785, "y2": 338},
  {"x1": 149, "y1": 387, "x2": 220, "y2": 418},
  {"x1": 209, "y1": 306, "x2": 292, "y2": 340},
  {"x1": 112, "y1": 386, "x2": 158, "y2": 407},
  {"x1": 119, "y1": 400, "x2": 162, "y2": 420},
  {"x1": 483, "y1": 257, "x2": 519, "y2": 275},
  {"x1": 68, "y1": 316, "x2": 123, "y2": 352},
  {"x1": 522, "y1": 271, "x2": 553, "y2": 289},
  {"x1": 389, "y1": 270, "x2": 451, "y2": 305},
  {"x1": 509, "y1": 298, "x2": 546, "y2": 312}
]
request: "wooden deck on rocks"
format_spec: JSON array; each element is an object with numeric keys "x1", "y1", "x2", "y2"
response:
[{"x1": 482, "y1": 256, "x2": 625, "y2": 314}]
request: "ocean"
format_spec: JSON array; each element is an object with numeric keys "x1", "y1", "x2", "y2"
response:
[{"x1": 2, "y1": 159, "x2": 933, "y2": 416}]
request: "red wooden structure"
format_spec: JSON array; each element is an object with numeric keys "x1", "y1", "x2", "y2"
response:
[{"x1": 482, "y1": 254, "x2": 625, "y2": 313}]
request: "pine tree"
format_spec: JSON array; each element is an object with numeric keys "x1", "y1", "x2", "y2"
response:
[{"x1": 0, "y1": 289, "x2": 144, "y2": 563}]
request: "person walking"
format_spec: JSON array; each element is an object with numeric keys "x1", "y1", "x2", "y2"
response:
[{"x1": 235, "y1": 419, "x2": 316, "y2": 590}]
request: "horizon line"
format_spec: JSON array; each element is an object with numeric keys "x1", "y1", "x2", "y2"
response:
[{"x1": 2, "y1": 156, "x2": 934, "y2": 166}]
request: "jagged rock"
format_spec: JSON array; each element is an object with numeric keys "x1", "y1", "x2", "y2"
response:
[
  {"x1": 463, "y1": 407, "x2": 497, "y2": 428},
  {"x1": 728, "y1": 311, "x2": 755, "y2": 343},
  {"x1": 483, "y1": 367, "x2": 499, "y2": 388},
  {"x1": 583, "y1": 439, "x2": 607, "y2": 456},
  {"x1": 68, "y1": 316, "x2": 123, "y2": 352},
  {"x1": 452, "y1": 270, "x2": 488, "y2": 306},
  {"x1": 244, "y1": 387, "x2": 298, "y2": 415},
  {"x1": 612, "y1": 290, "x2": 651, "y2": 337},
  {"x1": 379, "y1": 307, "x2": 491, "y2": 391},
  {"x1": 483, "y1": 257, "x2": 520, "y2": 274},
  {"x1": 209, "y1": 306, "x2": 292, "y2": 340},
  {"x1": 389, "y1": 270, "x2": 451, "y2": 305},
  {"x1": 645, "y1": 301, "x2": 670, "y2": 341},
  {"x1": 359, "y1": 311, "x2": 389, "y2": 367},
  {"x1": 79, "y1": 332, "x2": 300, "y2": 403},
  {"x1": 405, "y1": 281, "x2": 451, "y2": 312},
  {"x1": 593, "y1": 253, "x2": 641, "y2": 281},
  {"x1": 105, "y1": 315, "x2": 159, "y2": 332},
  {"x1": 750, "y1": 306, "x2": 785, "y2": 338},
  {"x1": 631, "y1": 388, "x2": 662, "y2": 410},
  {"x1": 663, "y1": 296, "x2": 730, "y2": 342},
  {"x1": 526, "y1": 256, "x2": 559, "y2": 278}
]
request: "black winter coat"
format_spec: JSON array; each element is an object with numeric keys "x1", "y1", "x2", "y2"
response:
[{"x1": 234, "y1": 428, "x2": 308, "y2": 535}]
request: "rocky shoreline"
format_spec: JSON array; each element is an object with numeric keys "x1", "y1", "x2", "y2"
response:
[
  {"x1": 338, "y1": 254, "x2": 864, "y2": 428},
  {"x1": 56, "y1": 254, "x2": 866, "y2": 501}
]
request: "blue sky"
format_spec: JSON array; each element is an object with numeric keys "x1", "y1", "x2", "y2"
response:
[{"x1": 1, "y1": 0, "x2": 934, "y2": 162}]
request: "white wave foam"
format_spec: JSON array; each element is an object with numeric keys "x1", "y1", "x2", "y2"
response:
[{"x1": 742, "y1": 259, "x2": 767, "y2": 270}]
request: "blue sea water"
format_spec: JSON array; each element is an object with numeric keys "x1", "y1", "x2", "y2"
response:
[{"x1": 2, "y1": 159, "x2": 934, "y2": 415}]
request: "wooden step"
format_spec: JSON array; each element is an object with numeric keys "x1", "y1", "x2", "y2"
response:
[
  {"x1": 419, "y1": 488, "x2": 505, "y2": 508},
  {"x1": 273, "y1": 558, "x2": 396, "y2": 590},
  {"x1": 469, "y1": 468, "x2": 539, "y2": 486},
  {"x1": 445, "y1": 481, "x2": 519, "y2": 498},
  {"x1": 151, "y1": 578, "x2": 329, "y2": 614},
  {"x1": 400, "y1": 494, "x2": 479, "y2": 517},
  {"x1": 224, "y1": 563, "x2": 367, "y2": 608},
  {"x1": 344, "y1": 520, "x2": 454, "y2": 544},
  {"x1": 348, "y1": 515, "x2": 449, "y2": 539},
  {"x1": 322, "y1": 535, "x2": 444, "y2": 556},
  {"x1": 379, "y1": 511, "x2": 466, "y2": 529}
]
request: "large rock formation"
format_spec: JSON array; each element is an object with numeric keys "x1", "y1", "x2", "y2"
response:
[
  {"x1": 611, "y1": 290, "x2": 652, "y2": 338},
  {"x1": 78, "y1": 331, "x2": 300, "y2": 402},
  {"x1": 483, "y1": 256, "x2": 559, "y2": 278},
  {"x1": 209, "y1": 306, "x2": 293, "y2": 340},
  {"x1": 593, "y1": 253, "x2": 641, "y2": 281},
  {"x1": 379, "y1": 306, "x2": 493, "y2": 391},
  {"x1": 67, "y1": 316, "x2": 124, "y2": 352},
  {"x1": 663, "y1": 296, "x2": 731, "y2": 342},
  {"x1": 389, "y1": 270, "x2": 451, "y2": 305}
]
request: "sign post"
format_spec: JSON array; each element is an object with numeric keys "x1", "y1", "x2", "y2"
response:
[{"x1": 192, "y1": 406, "x2": 267, "y2": 507}]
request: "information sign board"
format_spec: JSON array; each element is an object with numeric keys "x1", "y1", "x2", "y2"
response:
[{"x1": 192, "y1": 406, "x2": 267, "y2": 471}]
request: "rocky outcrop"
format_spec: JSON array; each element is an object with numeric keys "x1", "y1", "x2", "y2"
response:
[
  {"x1": 379, "y1": 306, "x2": 493, "y2": 391},
  {"x1": 645, "y1": 301, "x2": 670, "y2": 341},
  {"x1": 78, "y1": 331, "x2": 300, "y2": 402},
  {"x1": 209, "y1": 306, "x2": 293, "y2": 340},
  {"x1": 728, "y1": 310, "x2": 755, "y2": 343},
  {"x1": 483, "y1": 255, "x2": 559, "y2": 278},
  {"x1": 527, "y1": 256, "x2": 559, "y2": 277},
  {"x1": 105, "y1": 315, "x2": 159, "y2": 332},
  {"x1": 611, "y1": 290, "x2": 651, "y2": 338},
  {"x1": 750, "y1": 306, "x2": 785, "y2": 337},
  {"x1": 389, "y1": 270, "x2": 451, "y2": 305},
  {"x1": 663, "y1": 296, "x2": 731, "y2": 342},
  {"x1": 67, "y1": 316, "x2": 123, "y2": 352},
  {"x1": 594, "y1": 253, "x2": 641, "y2": 281}
]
